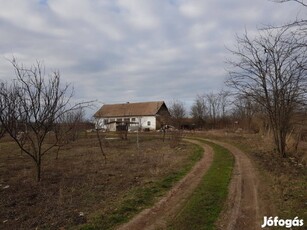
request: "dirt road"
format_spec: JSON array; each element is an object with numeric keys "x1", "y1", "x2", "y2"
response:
[
  {"x1": 117, "y1": 139, "x2": 264, "y2": 230},
  {"x1": 210, "y1": 139, "x2": 262, "y2": 230},
  {"x1": 117, "y1": 140, "x2": 214, "y2": 230}
]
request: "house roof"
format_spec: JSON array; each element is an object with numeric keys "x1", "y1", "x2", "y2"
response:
[{"x1": 94, "y1": 101, "x2": 167, "y2": 118}]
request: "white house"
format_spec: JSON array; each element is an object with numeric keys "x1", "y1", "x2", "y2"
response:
[{"x1": 93, "y1": 101, "x2": 170, "y2": 131}]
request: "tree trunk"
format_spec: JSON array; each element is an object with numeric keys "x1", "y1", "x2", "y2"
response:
[
  {"x1": 279, "y1": 130, "x2": 287, "y2": 158},
  {"x1": 36, "y1": 160, "x2": 41, "y2": 182},
  {"x1": 56, "y1": 146, "x2": 60, "y2": 160},
  {"x1": 96, "y1": 129, "x2": 107, "y2": 164},
  {"x1": 274, "y1": 128, "x2": 287, "y2": 158}
]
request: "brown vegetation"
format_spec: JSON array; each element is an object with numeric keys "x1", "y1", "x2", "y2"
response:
[
  {"x1": 193, "y1": 130, "x2": 307, "y2": 222},
  {"x1": 0, "y1": 133, "x2": 195, "y2": 229}
]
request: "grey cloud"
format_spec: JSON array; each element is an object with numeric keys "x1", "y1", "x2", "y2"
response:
[{"x1": 0, "y1": 0, "x2": 303, "y2": 116}]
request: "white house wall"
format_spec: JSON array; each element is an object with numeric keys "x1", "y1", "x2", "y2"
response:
[
  {"x1": 138, "y1": 116, "x2": 156, "y2": 130},
  {"x1": 95, "y1": 116, "x2": 156, "y2": 131}
]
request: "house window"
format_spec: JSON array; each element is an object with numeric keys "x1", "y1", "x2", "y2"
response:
[
  {"x1": 117, "y1": 118, "x2": 122, "y2": 122},
  {"x1": 147, "y1": 121, "x2": 151, "y2": 126},
  {"x1": 104, "y1": 119, "x2": 109, "y2": 125},
  {"x1": 110, "y1": 118, "x2": 115, "y2": 122},
  {"x1": 124, "y1": 118, "x2": 130, "y2": 122},
  {"x1": 131, "y1": 118, "x2": 136, "y2": 122}
]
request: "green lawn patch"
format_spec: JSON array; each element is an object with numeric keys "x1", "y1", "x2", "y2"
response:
[
  {"x1": 78, "y1": 144, "x2": 203, "y2": 230},
  {"x1": 168, "y1": 139, "x2": 234, "y2": 230}
]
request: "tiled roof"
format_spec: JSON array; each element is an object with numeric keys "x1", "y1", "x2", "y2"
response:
[{"x1": 94, "y1": 101, "x2": 166, "y2": 117}]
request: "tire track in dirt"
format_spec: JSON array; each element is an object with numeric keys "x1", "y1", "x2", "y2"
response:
[
  {"x1": 116, "y1": 140, "x2": 214, "y2": 230},
  {"x1": 208, "y1": 139, "x2": 262, "y2": 230}
]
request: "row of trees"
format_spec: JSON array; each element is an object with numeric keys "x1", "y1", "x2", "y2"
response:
[
  {"x1": 190, "y1": 91, "x2": 230, "y2": 129},
  {"x1": 169, "y1": 90, "x2": 256, "y2": 130}
]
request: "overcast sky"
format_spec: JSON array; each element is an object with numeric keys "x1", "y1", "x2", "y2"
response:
[{"x1": 0, "y1": 0, "x2": 304, "y2": 114}]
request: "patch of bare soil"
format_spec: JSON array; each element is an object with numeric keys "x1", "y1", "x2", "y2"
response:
[{"x1": 116, "y1": 139, "x2": 214, "y2": 230}]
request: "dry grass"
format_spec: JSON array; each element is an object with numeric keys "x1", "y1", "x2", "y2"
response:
[
  {"x1": 0, "y1": 133, "x2": 196, "y2": 229},
  {"x1": 190, "y1": 130, "x2": 307, "y2": 223}
]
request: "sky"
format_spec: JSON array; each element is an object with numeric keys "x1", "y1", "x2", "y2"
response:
[{"x1": 0, "y1": 0, "x2": 304, "y2": 116}]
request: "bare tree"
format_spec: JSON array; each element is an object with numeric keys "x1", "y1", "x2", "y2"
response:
[
  {"x1": 231, "y1": 95, "x2": 259, "y2": 131},
  {"x1": 96, "y1": 129, "x2": 107, "y2": 163},
  {"x1": 0, "y1": 127, "x2": 4, "y2": 139},
  {"x1": 271, "y1": 0, "x2": 307, "y2": 36},
  {"x1": 190, "y1": 91, "x2": 230, "y2": 129},
  {"x1": 191, "y1": 94, "x2": 207, "y2": 129},
  {"x1": 54, "y1": 108, "x2": 85, "y2": 159},
  {"x1": 169, "y1": 100, "x2": 186, "y2": 129},
  {"x1": 218, "y1": 90, "x2": 230, "y2": 119},
  {"x1": 205, "y1": 92, "x2": 221, "y2": 128},
  {"x1": 0, "y1": 59, "x2": 90, "y2": 181},
  {"x1": 272, "y1": 0, "x2": 307, "y2": 7},
  {"x1": 227, "y1": 27, "x2": 307, "y2": 157},
  {"x1": 0, "y1": 84, "x2": 6, "y2": 138},
  {"x1": 93, "y1": 119, "x2": 107, "y2": 163}
]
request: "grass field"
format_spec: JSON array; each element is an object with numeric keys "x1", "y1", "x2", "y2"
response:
[
  {"x1": 0, "y1": 133, "x2": 202, "y2": 229},
  {"x1": 79, "y1": 142, "x2": 203, "y2": 230},
  {"x1": 2, "y1": 130, "x2": 304, "y2": 229},
  {"x1": 168, "y1": 139, "x2": 234, "y2": 230}
]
